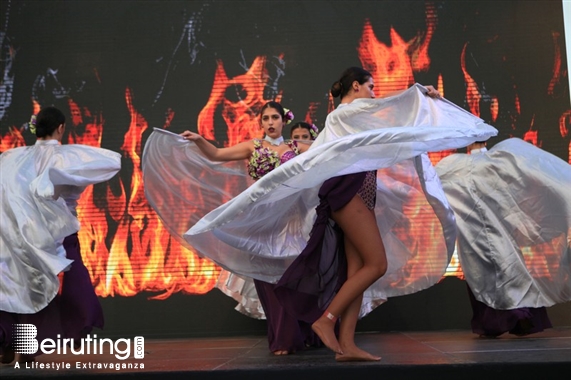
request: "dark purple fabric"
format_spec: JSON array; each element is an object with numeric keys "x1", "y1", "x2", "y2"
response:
[
  {"x1": 0, "y1": 233, "x2": 104, "y2": 355},
  {"x1": 254, "y1": 280, "x2": 321, "y2": 353},
  {"x1": 58, "y1": 233, "x2": 104, "y2": 338},
  {"x1": 274, "y1": 172, "x2": 367, "y2": 323},
  {"x1": 467, "y1": 285, "x2": 552, "y2": 336}
]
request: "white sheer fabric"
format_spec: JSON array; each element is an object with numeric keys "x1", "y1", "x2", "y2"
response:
[
  {"x1": 143, "y1": 83, "x2": 497, "y2": 313},
  {"x1": 215, "y1": 273, "x2": 265, "y2": 319},
  {"x1": 0, "y1": 140, "x2": 121, "y2": 313},
  {"x1": 435, "y1": 138, "x2": 571, "y2": 309},
  {"x1": 141, "y1": 129, "x2": 265, "y2": 317}
]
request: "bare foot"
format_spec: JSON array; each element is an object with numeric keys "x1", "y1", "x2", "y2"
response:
[
  {"x1": 272, "y1": 350, "x2": 289, "y2": 356},
  {"x1": 312, "y1": 317, "x2": 342, "y2": 355},
  {"x1": 335, "y1": 345, "x2": 380, "y2": 362},
  {"x1": 478, "y1": 334, "x2": 500, "y2": 339}
]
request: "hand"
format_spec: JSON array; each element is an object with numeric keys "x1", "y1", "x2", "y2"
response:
[
  {"x1": 424, "y1": 85, "x2": 441, "y2": 99},
  {"x1": 180, "y1": 130, "x2": 201, "y2": 141}
]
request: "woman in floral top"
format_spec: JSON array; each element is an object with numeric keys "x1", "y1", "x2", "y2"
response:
[
  {"x1": 181, "y1": 101, "x2": 309, "y2": 170},
  {"x1": 180, "y1": 101, "x2": 315, "y2": 355}
]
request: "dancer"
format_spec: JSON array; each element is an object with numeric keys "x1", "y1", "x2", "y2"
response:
[
  {"x1": 280, "y1": 67, "x2": 440, "y2": 361},
  {"x1": 184, "y1": 66, "x2": 497, "y2": 362},
  {"x1": 179, "y1": 102, "x2": 309, "y2": 177},
  {"x1": 144, "y1": 101, "x2": 317, "y2": 355},
  {"x1": 290, "y1": 121, "x2": 319, "y2": 141},
  {"x1": 435, "y1": 138, "x2": 570, "y2": 338},
  {"x1": 0, "y1": 106, "x2": 121, "y2": 364}
]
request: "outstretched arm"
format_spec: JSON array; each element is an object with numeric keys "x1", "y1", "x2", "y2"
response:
[
  {"x1": 383, "y1": 85, "x2": 441, "y2": 99},
  {"x1": 180, "y1": 130, "x2": 253, "y2": 161}
]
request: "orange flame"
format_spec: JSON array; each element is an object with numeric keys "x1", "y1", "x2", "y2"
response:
[
  {"x1": 460, "y1": 43, "x2": 482, "y2": 118},
  {"x1": 70, "y1": 87, "x2": 221, "y2": 298},
  {"x1": 356, "y1": 16, "x2": 464, "y2": 278},
  {"x1": 548, "y1": 32, "x2": 562, "y2": 96},
  {"x1": 85, "y1": 55, "x2": 283, "y2": 297},
  {"x1": 358, "y1": 1, "x2": 436, "y2": 97},
  {"x1": 490, "y1": 96, "x2": 499, "y2": 122},
  {"x1": 437, "y1": 74, "x2": 444, "y2": 97},
  {"x1": 560, "y1": 110, "x2": 571, "y2": 164},
  {"x1": 523, "y1": 115, "x2": 540, "y2": 147},
  {"x1": 197, "y1": 56, "x2": 280, "y2": 147},
  {"x1": 357, "y1": 12, "x2": 454, "y2": 167},
  {"x1": 358, "y1": 21, "x2": 416, "y2": 96},
  {"x1": 0, "y1": 126, "x2": 25, "y2": 151},
  {"x1": 3, "y1": 12, "x2": 564, "y2": 296},
  {"x1": 303, "y1": 102, "x2": 320, "y2": 127}
]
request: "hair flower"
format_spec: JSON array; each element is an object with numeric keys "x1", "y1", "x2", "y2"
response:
[
  {"x1": 309, "y1": 124, "x2": 319, "y2": 139},
  {"x1": 28, "y1": 114, "x2": 37, "y2": 134},
  {"x1": 283, "y1": 108, "x2": 294, "y2": 125}
]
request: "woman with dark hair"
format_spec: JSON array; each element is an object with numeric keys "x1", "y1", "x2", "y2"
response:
[
  {"x1": 293, "y1": 67, "x2": 445, "y2": 360},
  {"x1": 179, "y1": 101, "x2": 309, "y2": 178},
  {"x1": 144, "y1": 101, "x2": 317, "y2": 355},
  {"x1": 182, "y1": 66, "x2": 496, "y2": 362},
  {"x1": 290, "y1": 121, "x2": 319, "y2": 141},
  {"x1": 0, "y1": 106, "x2": 121, "y2": 364},
  {"x1": 299, "y1": 67, "x2": 390, "y2": 360}
]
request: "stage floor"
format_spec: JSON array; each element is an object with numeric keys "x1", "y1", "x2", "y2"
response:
[{"x1": 1, "y1": 327, "x2": 570, "y2": 380}]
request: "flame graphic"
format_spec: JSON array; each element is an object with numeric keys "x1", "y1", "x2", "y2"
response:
[
  {"x1": 115, "y1": 88, "x2": 216, "y2": 297},
  {"x1": 358, "y1": 21, "x2": 415, "y2": 96},
  {"x1": 560, "y1": 110, "x2": 571, "y2": 164},
  {"x1": 0, "y1": 126, "x2": 25, "y2": 151},
  {"x1": 80, "y1": 56, "x2": 278, "y2": 298},
  {"x1": 548, "y1": 31, "x2": 562, "y2": 96},
  {"x1": 1, "y1": 10, "x2": 567, "y2": 297},
  {"x1": 356, "y1": 13, "x2": 462, "y2": 278},
  {"x1": 460, "y1": 43, "x2": 483, "y2": 118},
  {"x1": 198, "y1": 56, "x2": 279, "y2": 147}
]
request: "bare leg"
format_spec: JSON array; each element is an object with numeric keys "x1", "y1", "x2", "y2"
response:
[
  {"x1": 311, "y1": 195, "x2": 387, "y2": 355},
  {"x1": 335, "y1": 237, "x2": 381, "y2": 361}
]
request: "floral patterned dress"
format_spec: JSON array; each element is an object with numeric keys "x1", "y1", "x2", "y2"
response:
[{"x1": 247, "y1": 139, "x2": 299, "y2": 180}]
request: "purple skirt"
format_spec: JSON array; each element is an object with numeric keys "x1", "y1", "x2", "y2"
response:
[
  {"x1": 254, "y1": 280, "x2": 321, "y2": 353},
  {"x1": 467, "y1": 285, "x2": 552, "y2": 336},
  {"x1": 0, "y1": 233, "x2": 104, "y2": 356},
  {"x1": 274, "y1": 172, "x2": 368, "y2": 323}
]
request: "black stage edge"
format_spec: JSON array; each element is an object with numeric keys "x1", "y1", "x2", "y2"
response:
[{"x1": 95, "y1": 277, "x2": 571, "y2": 339}]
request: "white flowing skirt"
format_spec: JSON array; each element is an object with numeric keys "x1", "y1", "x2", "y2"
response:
[
  {"x1": 143, "y1": 85, "x2": 498, "y2": 315},
  {"x1": 436, "y1": 138, "x2": 571, "y2": 309}
]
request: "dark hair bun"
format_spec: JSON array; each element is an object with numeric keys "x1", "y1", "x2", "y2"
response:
[{"x1": 330, "y1": 81, "x2": 343, "y2": 98}]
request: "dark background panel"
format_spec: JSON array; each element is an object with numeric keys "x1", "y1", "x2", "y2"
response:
[
  {"x1": 0, "y1": 0, "x2": 569, "y2": 339},
  {"x1": 98, "y1": 278, "x2": 570, "y2": 339}
]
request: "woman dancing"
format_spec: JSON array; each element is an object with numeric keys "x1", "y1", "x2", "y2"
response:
[
  {"x1": 278, "y1": 67, "x2": 441, "y2": 361},
  {"x1": 436, "y1": 138, "x2": 570, "y2": 338},
  {"x1": 0, "y1": 106, "x2": 121, "y2": 364},
  {"x1": 144, "y1": 101, "x2": 318, "y2": 355},
  {"x1": 182, "y1": 67, "x2": 497, "y2": 362}
]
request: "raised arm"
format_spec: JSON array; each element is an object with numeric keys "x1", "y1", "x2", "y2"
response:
[
  {"x1": 180, "y1": 130, "x2": 253, "y2": 161},
  {"x1": 382, "y1": 85, "x2": 441, "y2": 99}
]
